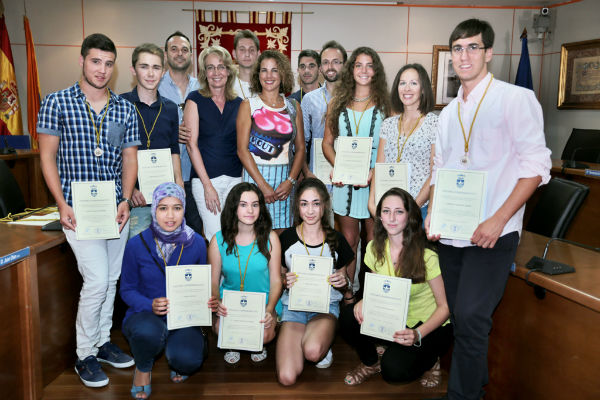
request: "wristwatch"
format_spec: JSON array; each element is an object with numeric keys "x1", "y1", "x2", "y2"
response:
[
  {"x1": 120, "y1": 197, "x2": 133, "y2": 209},
  {"x1": 287, "y1": 176, "x2": 297, "y2": 185}
]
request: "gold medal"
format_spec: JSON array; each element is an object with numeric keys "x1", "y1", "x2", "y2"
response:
[{"x1": 94, "y1": 147, "x2": 103, "y2": 157}]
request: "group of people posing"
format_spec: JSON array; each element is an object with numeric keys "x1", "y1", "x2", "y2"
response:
[{"x1": 37, "y1": 16, "x2": 551, "y2": 400}]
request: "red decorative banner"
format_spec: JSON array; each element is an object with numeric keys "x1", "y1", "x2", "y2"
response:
[{"x1": 195, "y1": 10, "x2": 291, "y2": 61}]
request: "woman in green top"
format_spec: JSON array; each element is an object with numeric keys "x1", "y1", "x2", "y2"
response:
[{"x1": 339, "y1": 187, "x2": 451, "y2": 387}]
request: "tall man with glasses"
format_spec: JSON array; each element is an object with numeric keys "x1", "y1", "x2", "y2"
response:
[
  {"x1": 425, "y1": 19, "x2": 551, "y2": 400},
  {"x1": 289, "y1": 49, "x2": 321, "y2": 104},
  {"x1": 37, "y1": 33, "x2": 137, "y2": 388},
  {"x1": 158, "y1": 31, "x2": 203, "y2": 234}
]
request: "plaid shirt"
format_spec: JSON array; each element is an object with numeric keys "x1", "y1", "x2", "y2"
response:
[{"x1": 37, "y1": 82, "x2": 140, "y2": 206}]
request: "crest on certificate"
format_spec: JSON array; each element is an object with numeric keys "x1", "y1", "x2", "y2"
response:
[
  {"x1": 90, "y1": 185, "x2": 98, "y2": 197},
  {"x1": 456, "y1": 174, "x2": 465, "y2": 189},
  {"x1": 240, "y1": 295, "x2": 248, "y2": 307},
  {"x1": 351, "y1": 140, "x2": 358, "y2": 149},
  {"x1": 151, "y1": 153, "x2": 158, "y2": 163},
  {"x1": 388, "y1": 166, "x2": 395, "y2": 177},
  {"x1": 382, "y1": 279, "x2": 391, "y2": 293},
  {"x1": 185, "y1": 269, "x2": 192, "y2": 281},
  {"x1": 309, "y1": 259, "x2": 316, "y2": 271}
]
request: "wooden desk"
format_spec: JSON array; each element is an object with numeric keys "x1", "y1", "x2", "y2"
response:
[
  {"x1": 0, "y1": 224, "x2": 79, "y2": 400},
  {"x1": 487, "y1": 231, "x2": 600, "y2": 400},
  {"x1": 0, "y1": 150, "x2": 53, "y2": 209}
]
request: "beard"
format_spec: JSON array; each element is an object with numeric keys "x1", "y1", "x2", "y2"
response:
[
  {"x1": 301, "y1": 74, "x2": 319, "y2": 86},
  {"x1": 323, "y1": 69, "x2": 339, "y2": 83},
  {"x1": 82, "y1": 71, "x2": 109, "y2": 90},
  {"x1": 168, "y1": 57, "x2": 192, "y2": 72}
]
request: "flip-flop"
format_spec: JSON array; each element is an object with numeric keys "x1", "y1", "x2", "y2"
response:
[{"x1": 250, "y1": 347, "x2": 267, "y2": 362}]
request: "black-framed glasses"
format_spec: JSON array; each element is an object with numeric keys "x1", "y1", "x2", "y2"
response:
[{"x1": 451, "y1": 44, "x2": 487, "y2": 55}]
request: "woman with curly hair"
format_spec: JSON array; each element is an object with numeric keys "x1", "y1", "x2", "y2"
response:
[
  {"x1": 339, "y1": 188, "x2": 451, "y2": 386},
  {"x1": 208, "y1": 182, "x2": 282, "y2": 364},
  {"x1": 276, "y1": 178, "x2": 354, "y2": 385},
  {"x1": 368, "y1": 63, "x2": 437, "y2": 220},
  {"x1": 184, "y1": 45, "x2": 243, "y2": 241},
  {"x1": 322, "y1": 46, "x2": 391, "y2": 301},
  {"x1": 237, "y1": 50, "x2": 306, "y2": 233}
]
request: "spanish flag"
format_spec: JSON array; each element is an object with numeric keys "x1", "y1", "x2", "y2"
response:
[
  {"x1": 0, "y1": 10, "x2": 23, "y2": 135},
  {"x1": 24, "y1": 15, "x2": 40, "y2": 149}
]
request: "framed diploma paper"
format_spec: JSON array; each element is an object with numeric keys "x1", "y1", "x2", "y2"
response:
[
  {"x1": 313, "y1": 138, "x2": 333, "y2": 185},
  {"x1": 137, "y1": 148, "x2": 174, "y2": 204},
  {"x1": 332, "y1": 137, "x2": 372, "y2": 186},
  {"x1": 374, "y1": 162, "x2": 411, "y2": 205},
  {"x1": 288, "y1": 254, "x2": 333, "y2": 313},
  {"x1": 71, "y1": 181, "x2": 119, "y2": 240},
  {"x1": 361, "y1": 272, "x2": 411, "y2": 341},
  {"x1": 430, "y1": 169, "x2": 487, "y2": 240},
  {"x1": 218, "y1": 290, "x2": 265, "y2": 352},
  {"x1": 166, "y1": 264, "x2": 211, "y2": 330}
]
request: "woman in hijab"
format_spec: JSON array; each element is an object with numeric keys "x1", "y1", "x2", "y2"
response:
[{"x1": 120, "y1": 182, "x2": 211, "y2": 399}]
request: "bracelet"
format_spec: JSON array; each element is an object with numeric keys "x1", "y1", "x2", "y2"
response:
[
  {"x1": 413, "y1": 328, "x2": 422, "y2": 347},
  {"x1": 287, "y1": 176, "x2": 297, "y2": 185},
  {"x1": 343, "y1": 295, "x2": 355, "y2": 300}
]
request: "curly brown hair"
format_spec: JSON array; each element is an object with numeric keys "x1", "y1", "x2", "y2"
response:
[
  {"x1": 327, "y1": 47, "x2": 390, "y2": 138},
  {"x1": 372, "y1": 188, "x2": 431, "y2": 283},
  {"x1": 250, "y1": 50, "x2": 294, "y2": 94},
  {"x1": 197, "y1": 46, "x2": 238, "y2": 101},
  {"x1": 219, "y1": 182, "x2": 272, "y2": 261},
  {"x1": 292, "y1": 178, "x2": 338, "y2": 264}
]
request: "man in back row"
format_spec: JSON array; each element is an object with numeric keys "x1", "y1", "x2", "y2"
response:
[
  {"x1": 289, "y1": 49, "x2": 321, "y2": 104},
  {"x1": 38, "y1": 33, "x2": 138, "y2": 388},
  {"x1": 232, "y1": 29, "x2": 260, "y2": 99},
  {"x1": 426, "y1": 18, "x2": 551, "y2": 400}
]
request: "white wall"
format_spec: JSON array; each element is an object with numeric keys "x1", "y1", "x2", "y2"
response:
[{"x1": 4, "y1": 0, "x2": 598, "y2": 156}]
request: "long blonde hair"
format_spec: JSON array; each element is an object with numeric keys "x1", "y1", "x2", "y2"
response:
[{"x1": 197, "y1": 46, "x2": 238, "y2": 101}]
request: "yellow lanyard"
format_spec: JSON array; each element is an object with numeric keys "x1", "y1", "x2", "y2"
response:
[
  {"x1": 237, "y1": 77, "x2": 247, "y2": 99},
  {"x1": 457, "y1": 74, "x2": 494, "y2": 164},
  {"x1": 235, "y1": 240, "x2": 256, "y2": 291},
  {"x1": 155, "y1": 238, "x2": 184, "y2": 267},
  {"x1": 84, "y1": 88, "x2": 110, "y2": 150},
  {"x1": 135, "y1": 102, "x2": 163, "y2": 148},
  {"x1": 351, "y1": 99, "x2": 372, "y2": 136},
  {"x1": 396, "y1": 113, "x2": 423, "y2": 162},
  {"x1": 299, "y1": 222, "x2": 325, "y2": 256}
]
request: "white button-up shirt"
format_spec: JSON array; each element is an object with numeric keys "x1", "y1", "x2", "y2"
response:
[{"x1": 432, "y1": 73, "x2": 552, "y2": 247}]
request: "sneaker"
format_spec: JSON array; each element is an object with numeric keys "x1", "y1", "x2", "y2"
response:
[
  {"x1": 316, "y1": 348, "x2": 333, "y2": 369},
  {"x1": 97, "y1": 342, "x2": 135, "y2": 368},
  {"x1": 75, "y1": 355, "x2": 109, "y2": 388}
]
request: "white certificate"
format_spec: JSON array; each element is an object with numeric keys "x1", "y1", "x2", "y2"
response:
[
  {"x1": 361, "y1": 272, "x2": 411, "y2": 342},
  {"x1": 374, "y1": 162, "x2": 411, "y2": 205},
  {"x1": 313, "y1": 138, "x2": 333, "y2": 185},
  {"x1": 332, "y1": 136, "x2": 373, "y2": 186},
  {"x1": 430, "y1": 168, "x2": 487, "y2": 240},
  {"x1": 218, "y1": 290, "x2": 265, "y2": 352},
  {"x1": 137, "y1": 149, "x2": 174, "y2": 204},
  {"x1": 71, "y1": 181, "x2": 119, "y2": 240},
  {"x1": 288, "y1": 254, "x2": 333, "y2": 313},
  {"x1": 165, "y1": 264, "x2": 212, "y2": 330}
]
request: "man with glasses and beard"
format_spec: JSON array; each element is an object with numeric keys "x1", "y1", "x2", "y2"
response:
[{"x1": 158, "y1": 31, "x2": 203, "y2": 234}]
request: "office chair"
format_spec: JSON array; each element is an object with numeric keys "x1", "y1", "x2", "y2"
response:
[
  {"x1": 0, "y1": 159, "x2": 27, "y2": 217},
  {"x1": 525, "y1": 177, "x2": 589, "y2": 238}
]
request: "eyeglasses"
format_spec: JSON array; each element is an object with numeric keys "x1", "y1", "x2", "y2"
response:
[
  {"x1": 451, "y1": 44, "x2": 487, "y2": 55},
  {"x1": 205, "y1": 65, "x2": 227, "y2": 72},
  {"x1": 321, "y1": 59, "x2": 343, "y2": 67}
]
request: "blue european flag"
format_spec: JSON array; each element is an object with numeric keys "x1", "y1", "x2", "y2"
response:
[{"x1": 515, "y1": 34, "x2": 534, "y2": 90}]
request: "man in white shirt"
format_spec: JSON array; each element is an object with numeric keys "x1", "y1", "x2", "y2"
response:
[
  {"x1": 158, "y1": 31, "x2": 202, "y2": 234},
  {"x1": 426, "y1": 19, "x2": 551, "y2": 400},
  {"x1": 232, "y1": 29, "x2": 260, "y2": 99}
]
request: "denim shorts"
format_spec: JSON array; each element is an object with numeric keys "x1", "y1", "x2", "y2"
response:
[{"x1": 281, "y1": 301, "x2": 340, "y2": 324}]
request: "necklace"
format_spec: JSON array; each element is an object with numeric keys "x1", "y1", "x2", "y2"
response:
[
  {"x1": 457, "y1": 74, "x2": 494, "y2": 165},
  {"x1": 299, "y1": 222, "x2": 325, "y2": 256},
  {"x1": 351, "y1": 99, "x2": 372, "y2": 136},
  {"x1": 260, "y1": 93, "x2": 280, "y2": 108},
  {"x1": 84, "y1": 87, "x2": 110, "y2": 157},
  {"x1": 396, "y1": 113, "x2": 423, "y2": 162},
  {"x1": 135, "y1": 102, "x2": 163, "y2": 148},
  {"x1": 235, "y1": 240, "x2": 256, "y2": 291},
  {"x1": 155, "y1": 238, "x2": 184, "y2": 267},
  {"x1": 237, "y1": 77, "x2": 247, "y2": 99},
  {"x1": 352, "y1": 94, "x2": 372, "y2": 102}
]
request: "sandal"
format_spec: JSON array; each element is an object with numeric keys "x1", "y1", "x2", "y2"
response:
[
  {"x1": 344, "y1": 361, "x2": 381, "y2": 386},
  {"x1": 130, "y1": 370, "x2": 151, "y2": 399},
  {"x1": 250, "y1": 347, "x2": 267, "y2": 362},
  {"x1": 170, "y1": 370, "x2": 189, "y2": 384},
  {"x1": 420, "y1": 358, "x2": 441, "y2": 388},
  {"x1": 376, "y1": 344, "x2": 387, "y2": 357},
  {"x1": 224, "y1": 351, "x2": 241, "y2": 365}
]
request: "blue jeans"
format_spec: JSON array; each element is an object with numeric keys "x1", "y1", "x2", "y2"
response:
[{"x1": 122, "y1": 312, "x2": 207, "y2": 374}]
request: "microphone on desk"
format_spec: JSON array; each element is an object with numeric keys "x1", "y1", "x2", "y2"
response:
[
  {"x1": 526, "y1": 237, "x2": 600, "y2": 276},
  {"x1": 0, "y1": 136, "x2": 17, "y2": 155},
  {"x1": 562, "y1": 147, "x2": 600, "y2": 170}
]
